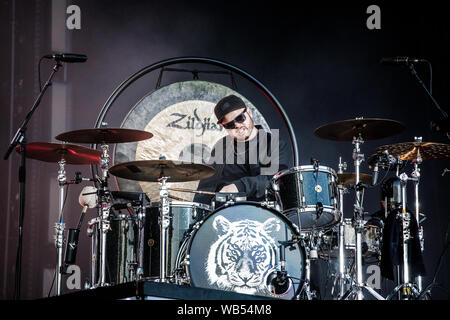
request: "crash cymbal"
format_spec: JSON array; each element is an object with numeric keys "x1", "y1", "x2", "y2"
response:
[
  {"x1": 55, "y1": 128, "x2": 153, "y2": 144},
  {"x1": 337, "y1": 173, "x2": 372, "y2": 186},
  {"x1": 16, "y1": 142, "x2": 101, "y2": 164},
  {"x1": 314, "y1": 118, "x2": 405, "y2": 141},
  {"x1": 375, "y1": 141, "x2": 450, "y2": 161},
  {"x1": 109, "y1": 160, "x2": 216, "y2": 182}
]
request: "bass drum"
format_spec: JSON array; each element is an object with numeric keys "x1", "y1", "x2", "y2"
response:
[{"x1": 175, "y1": 202, "x2": 306, "y2": 299}]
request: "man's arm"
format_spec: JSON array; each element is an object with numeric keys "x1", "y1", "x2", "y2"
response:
[{"x1": 228, "y1": 136, "x2": 292, "y2": 199}]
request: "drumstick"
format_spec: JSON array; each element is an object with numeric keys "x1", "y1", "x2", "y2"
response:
[
  {"x1": 168, "y1": 194, "x2": 191, "y2": 202},
  {"x1": 168, "y1": 187, "x2": 216, "y2": 195}
]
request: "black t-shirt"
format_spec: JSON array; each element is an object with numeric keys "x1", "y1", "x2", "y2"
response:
[{"x1": 193, "y1": 127, "x2": 291, "y2": 205}]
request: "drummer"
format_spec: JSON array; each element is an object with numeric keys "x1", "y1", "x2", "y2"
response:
[{"x1": 194, "y1": 94, "x2": 291, "y2": 204}]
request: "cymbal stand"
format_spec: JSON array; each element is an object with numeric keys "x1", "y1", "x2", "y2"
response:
[
  {"x1": 341, "y1": 135, "x2": 385, "y2": 300},
  {"x1": 335, "y1": 156, "x2": 349, "y2": 298},
  {"x1": 387, "y1": 172, "x2": 421, "y2": 300},
  {"x1": 55, "y1": 158, "x2": 67, "y2": 296},
  {"x1": 296, "y1": 232, "x2": 317, "y2": 300},
  {"x1": 411, "y1": 138, "x2": 424, "y2": 292},
  {"x1": 97, "y1": 143, "x2": 112, "y2": 287},
  {"x1": 158, "y1": 174, "x2": 171, "y2": 283}
]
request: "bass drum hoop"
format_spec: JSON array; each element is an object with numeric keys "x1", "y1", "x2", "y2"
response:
[{"x1": 176, "y1": 201, "x2": 306, "y2": 299}]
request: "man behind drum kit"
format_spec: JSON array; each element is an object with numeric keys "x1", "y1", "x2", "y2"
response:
[{"x1": 193, "y1": 94, "x2": 291, "y2": 205}]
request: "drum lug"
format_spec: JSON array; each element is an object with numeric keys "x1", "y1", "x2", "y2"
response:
[
  {"x1": 181, "y1": 255, "x2": 190, "y2": 267},
  {"x1": 193, "y1": 221, "x2": 201, "y2": 230},
  {"x1": 87, "y1": 226, "x2": 94, "y2": 237}
]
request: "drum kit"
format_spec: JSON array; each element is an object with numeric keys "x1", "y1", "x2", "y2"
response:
[{"x1": 16, "y1": 117, "x2": 450, "y2": 300}]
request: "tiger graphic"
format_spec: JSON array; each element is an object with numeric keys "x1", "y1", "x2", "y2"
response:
[{"x1": 205, "y1": 215, "x2": 281, "y2": 295}]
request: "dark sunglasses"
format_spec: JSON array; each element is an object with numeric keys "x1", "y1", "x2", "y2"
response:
[{"x1": 222, "y1": 108, "x2": 247, "y2": 129}]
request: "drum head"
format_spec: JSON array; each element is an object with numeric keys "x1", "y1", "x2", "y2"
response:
[{"x1": 186, "y1": 202, "x2": 305, "y2": 299}]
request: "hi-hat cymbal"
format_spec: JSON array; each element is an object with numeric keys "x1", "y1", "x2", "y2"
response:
[
  {"x1": 337, "y1": 173, "x2": 372, "y2": 186},
  {"x1": 55, "y1": 128, "x2": 153, "y2": 144},
  {"x1": 375, "y1": 141, "x2": 450, "y2": 161},
  {"x1": 109, "y1": 160, "x2": 216, "y2": 182},
  {"x1": 16, "y1": 142, "x2": 101, "y2": 164},
  {"x1": 314, "y1": 118, "x2": 405, "y2": 141}
]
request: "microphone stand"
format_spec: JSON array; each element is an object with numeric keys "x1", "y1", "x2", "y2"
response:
[
  {"x1": 408, "y1": 63, "x2": 448, "y2": 120},
  {"x1": 4, "y1": 61, "x2": 63, "y2": 300}
]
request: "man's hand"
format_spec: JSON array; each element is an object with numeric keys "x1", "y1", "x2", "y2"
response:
[{"x1": 219, "y1": 184, "x2": 239, "y2": 193}]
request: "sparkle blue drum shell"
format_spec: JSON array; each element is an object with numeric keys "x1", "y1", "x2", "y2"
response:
[
  {"x1": 272, "y1": 165, "x2": 340, "y2": 231},
  {"x1": 181, "y1": 202, "x2": 305, "y2": 299}
]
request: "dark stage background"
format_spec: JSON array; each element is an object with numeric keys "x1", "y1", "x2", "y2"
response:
[{"x1": 1, "y1": 1, "x2": 449, "y2": 300}]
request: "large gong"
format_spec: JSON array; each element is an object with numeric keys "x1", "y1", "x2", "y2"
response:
[{"x1": 114, "y1": 80, "x2": 271, "y2": 202}]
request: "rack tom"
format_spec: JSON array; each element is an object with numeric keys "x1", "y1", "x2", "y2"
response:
[{"x1": 272, "y1": 165, "x2": 341, "y2": 231}]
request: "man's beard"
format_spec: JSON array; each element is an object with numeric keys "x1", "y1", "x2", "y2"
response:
[{"x1": 234, "y1": 124, "x2": 255, "y2": 141}]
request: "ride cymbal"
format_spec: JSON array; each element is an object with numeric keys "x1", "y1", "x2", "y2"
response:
[
  {"x1": 55, "y1": 128, "x2": 153, "y2": 144},
  {"x1": 16, "y1": 142, "x2": 101, "y2": 164},
  {"x1": 314, "y1": 118, "x2": 405, "y2": 141}
]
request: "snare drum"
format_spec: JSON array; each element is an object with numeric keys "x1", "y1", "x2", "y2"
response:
[
  {"x1": 272, "y1": 165, "x2": 341, "y2": 231},
  {"x1": 142, "y1": 201, "x2": 211, "y2": 279},
  {"x1": 174, "y1": 202, "x2": 305, "y2": 299}
]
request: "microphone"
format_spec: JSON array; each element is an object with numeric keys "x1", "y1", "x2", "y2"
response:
[
  {"x1": 380, "y1": 57, "x2": 424, "y2": 66},
  {"x1": 44, "y1": 53, "x2": 87, "y2": 63},
  {"x1": 372, "y1": 162, "x2": 379, "y2": 186},
  {"x1": 267, "y1": 270, "x2": 291, "y2": 296},
  {"x1": 266, "y1": 241, "x2": 292, "y2": 296},
  {"x1": 64, "y1": 228, "x2": 80, "y2": 267}
]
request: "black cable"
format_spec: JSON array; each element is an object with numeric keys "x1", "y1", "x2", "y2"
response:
[
  {"x1": 38, "y1": 56, "x2": 45, "y2": 92},
  {"x1": 417, "y1": 220, "x2": 450, "y2": 299},
  {"x1": 47, "y1": 270, "x2": 56, "y2": 298},
  {"x1": 423, "y1": 59, "x2": 433, "y2": 95},
  {"x1": 47, "y1": 184, "x2": 70, "y2": 297},
  {"x1": 432, "y1": 227, "x2": 450, "y2": 285},
  {"x1": 59, "y1": 184, "x2": 70, "y2": 223}
]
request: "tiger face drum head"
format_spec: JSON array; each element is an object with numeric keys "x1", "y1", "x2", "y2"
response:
[{"x1": 183, "y1": 202, "x2": 305, "y2": 299}]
